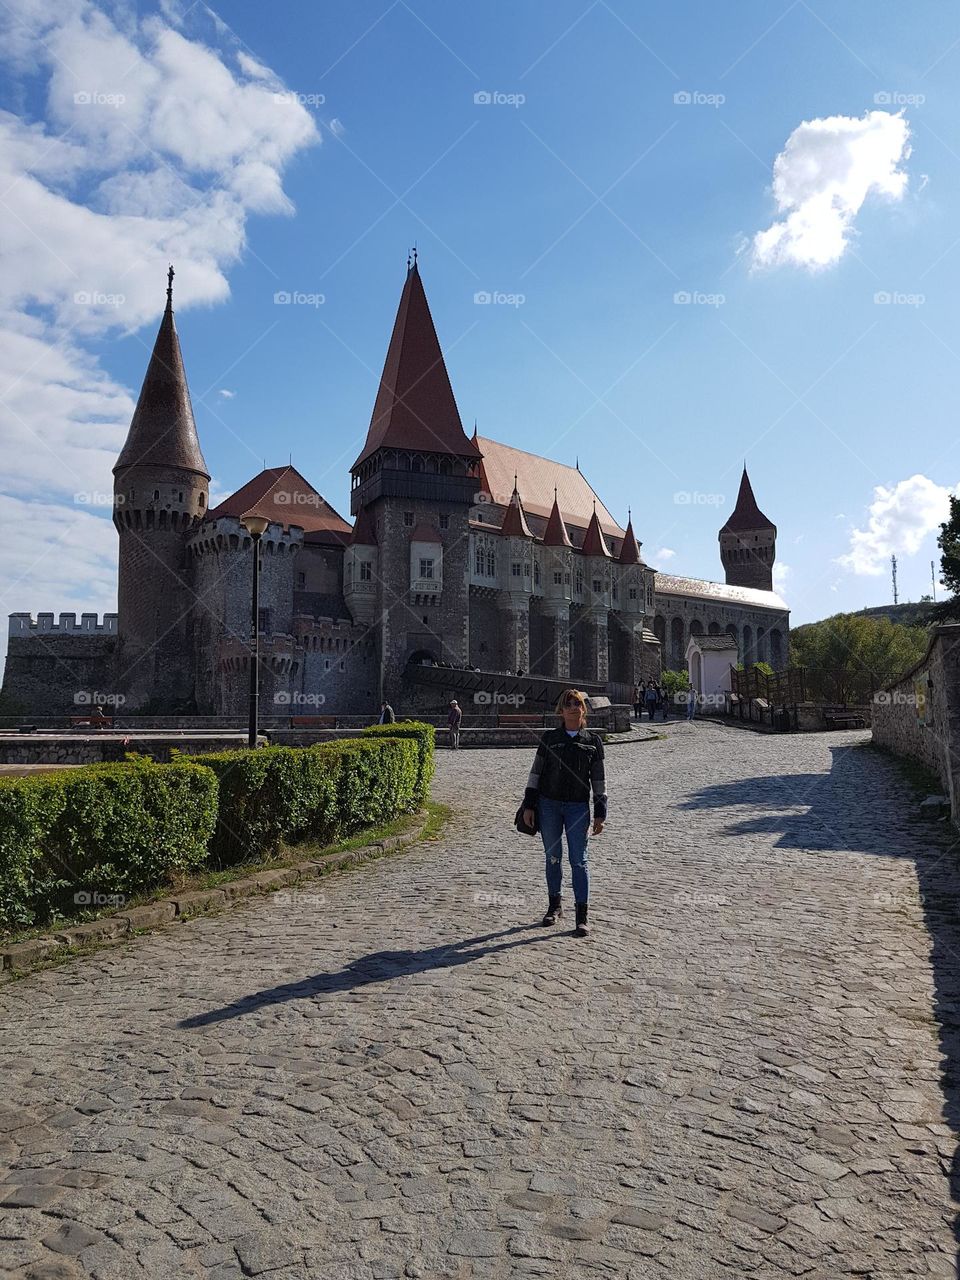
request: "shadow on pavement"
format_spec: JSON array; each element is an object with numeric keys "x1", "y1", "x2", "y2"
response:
[
  {"x1": 178, "y1": 923, "x2": 555, "y2": 1029},
  {"x1": 680, "y1": 740, "x2": 960, "y2": 1274}
]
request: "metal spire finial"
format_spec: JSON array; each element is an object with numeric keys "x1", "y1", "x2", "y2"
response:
[{"x1": 166, "y1": 264, "x2": 174, "y2": 306}]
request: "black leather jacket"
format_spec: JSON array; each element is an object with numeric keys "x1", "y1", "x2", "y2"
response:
[{"x1": 523, "y1": 727, "x2": 607, "y2": 821}]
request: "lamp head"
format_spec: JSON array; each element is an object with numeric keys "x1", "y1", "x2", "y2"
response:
[{"x1": 241, "y1": 513, "x2": 269, "y2": 537}]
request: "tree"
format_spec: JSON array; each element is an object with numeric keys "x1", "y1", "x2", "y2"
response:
[
  {"x1": 789, "y1": 613, "x2": 927, "y2": 703},
  {"x1": 934, "y1": 494, "x2": 960, "y2": 620}
]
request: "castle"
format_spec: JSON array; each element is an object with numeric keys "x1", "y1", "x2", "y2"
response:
[{"x1": 2, "y1": 261, "x2": 789, "y2": 716}]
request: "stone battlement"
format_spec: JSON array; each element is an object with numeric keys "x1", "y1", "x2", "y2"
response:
[{"x1": 9, "y1": 612, "x2": 119, "y2": 637}]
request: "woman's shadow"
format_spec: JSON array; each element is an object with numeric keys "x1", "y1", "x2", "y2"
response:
[{"x1": 178, "y1": 922, "x2": 553, "y2": 1029}]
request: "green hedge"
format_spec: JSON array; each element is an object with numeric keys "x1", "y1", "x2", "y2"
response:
[
  {"x1": 189, "y1": 735, "x2": 420, "y2": 866},
  {"x1": 0, "y1": 760, "x2": 218, "y2": 932},
  {"x1": 361, "y1": 720, "x2": 435, "y2": 806}
]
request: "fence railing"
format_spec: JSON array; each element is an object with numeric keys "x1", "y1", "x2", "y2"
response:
[{"x1": 730, "y1": 666, "x2": 807, "y2": 705}]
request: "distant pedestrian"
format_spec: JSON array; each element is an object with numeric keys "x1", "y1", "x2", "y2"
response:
[
  {"x1": 633, "y1": 683, "x2": 642, "y2": 719},
  {"x1": 377, "y1": 701, "x2": 395, "y2": 725},
  {"x1": 521, "y1": 688, "x2": 606, "y2": 938},
  {"x1": 643, "y1": 681, "x2": 657, "y2": 721},
  {"x1": 686, "y1": 686, "x2": 697, "y2": 720},
  {"x1": 447, "y1": 699, "x2": 462, "y2": 750}
]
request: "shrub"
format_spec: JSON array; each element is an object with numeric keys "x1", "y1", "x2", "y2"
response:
[
  {"x1": 186, "y1": 745, "x2": 340, "y2": 865},
  {"x1": 0, "y1": 759, "x2": 218, "y2": 933},
  {"x1": 190, "y1": 736, "x2": 420, "y2": 866},
  {"x1": 361, "y1": 720, "x2": 435, "y2": 805}
]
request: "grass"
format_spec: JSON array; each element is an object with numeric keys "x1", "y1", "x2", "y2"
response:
[{"x1": 2, "y1": 801, "x2": 452, "y2": 950}]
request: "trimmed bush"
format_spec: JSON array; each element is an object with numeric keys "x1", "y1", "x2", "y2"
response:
[
  {"x1": 190, "y1": 736, "x2": 419, "y2": 866},
  {"x1": 362, "y1": 720, "x2": 435, "y2": 805},
  {"x1": 0, "y1": 760, "x2": 218, "y2": 933},
  {"x1": 185, "y1": 745, "x2": 339, "y2": 866}
]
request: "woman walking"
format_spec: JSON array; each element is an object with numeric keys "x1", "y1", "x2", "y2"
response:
[{"x1": 521, "y1": 689, "x2": 606, "y2": 938}]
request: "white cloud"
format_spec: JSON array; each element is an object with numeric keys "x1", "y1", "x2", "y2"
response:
[
  {"x1": 837, "y1": 475, "x2": 955, "y2": 576},
  {"x1": 773, "y1": 561, "x2": 791, "y2": 593},
  {"x1": 752, "y1": 110, "x2": 911, "y2": 271},
  {"x1": 650, "y1": 546, "x2": 676, "y2": 566},
  {"x1": 0, "y1": 0, "x2": 319, "y2": 672},
  {"x1": 218, "y1": 388, "x2": 236, "y2": 399}
]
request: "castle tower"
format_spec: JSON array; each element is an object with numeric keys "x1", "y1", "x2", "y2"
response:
[
  {"x1": 350, "y1": 258, "x2": 482, "y2": 702},
  {"x1": 577, "y1": 506, "x2": 612, "y2": 682},
  {"x1": 719, "y1": 467, "x2": 776, "y2": 591},
  {"x1": 497, "y1": 481, "x2": 535, "y2": 673},
  {"x1": 113, "y1": 267, "x2": 209, "y2": 707},
  {"x1": 540, "y1": 491, "x2": 573, "y2": 679}
]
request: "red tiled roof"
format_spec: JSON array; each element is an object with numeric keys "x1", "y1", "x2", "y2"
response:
[
  {"x1": 500, "y1": 488, "x2": 534, "y2": 538},
  {"x1": 209, "y1": 466, "x2": 352, "y2": 536},
  {"x1": 475, "y1": 436, "x2": 624, "y2": 537},
  {"x1": 720, "y1": 468, "x2": 776, "y2": 534},
  {"x1": 542, "y1": 493, "x2": 573, "y2": 547},
  {"x1": 352, "y1": 263, "x2": 482, "y2": 469},
  {"x1": 115, "y1": 287, "x2": 209, "y2": 477},
  {"x1": 409, "y1": 521, "x2": 442, "y2": 542},
  {"x1": 580, "y1": 508, "x2": 611, "y2": 558}
]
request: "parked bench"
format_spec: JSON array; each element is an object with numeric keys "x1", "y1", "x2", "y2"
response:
[
  {"x1": 290, "y1": 715, "x2": 338, "y2": 729},
  {"x1": 70, "y1": 714, "x2": 113, "y2": 730},
  {"x1": 497, "y1": 714, "x2": 543, "y2": 728},
  {"x1": 823, "y1": 705, "x2": 865, "y2": 729}
]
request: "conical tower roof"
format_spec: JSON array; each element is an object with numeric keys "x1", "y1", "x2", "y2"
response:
[
  {"x1": 618, "y1": 515, "x2": 642, "y2": 564},
  {"x1": 720, "y1": 467, "x2": 776, "y2": 534},
  {"x1": 500, "y1": 483, "x2": 533, "y2": 538},
  {"x1": 542, "y1": 492, "x2": 572, "y2": 547},
  {"x1": 114, "y1": 267, "x2": 208, "y2": 476},
  {"x1": 350, "y1": 504, "x2": 378, "y2": 546},
  {"x1": 581, "y1": 506, "x2": 611, "y2": 558},
  {"x1": 352, "y1": 260, "x2": 482, "y2": 469}
]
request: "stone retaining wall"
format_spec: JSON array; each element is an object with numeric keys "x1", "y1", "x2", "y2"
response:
[
  {"x1": 871, "y1": 624, "x2": 960, "y2": 818},
  {"x1": 0, "y1": 734, "x2": 251, "y2": 766}
]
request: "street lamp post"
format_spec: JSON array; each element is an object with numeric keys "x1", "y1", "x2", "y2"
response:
[{"x1": 241, "y1": 514, "x2": 270, "y2": 748}]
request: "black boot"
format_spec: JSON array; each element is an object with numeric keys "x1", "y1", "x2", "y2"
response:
[
  {"x1": 574, "y1": 902, "x2": 589, "y2": 937},
  {"x1": 541, "y1": 895, "x2": 562, "y2": 926}
]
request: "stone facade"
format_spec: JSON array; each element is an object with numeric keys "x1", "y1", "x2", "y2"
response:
[
  {"x1": 2, "y1": 263, "x2": 790, "y2": 718},
  {"x1": 872, "y1": 624, "x2": 960, "y2": 818}
]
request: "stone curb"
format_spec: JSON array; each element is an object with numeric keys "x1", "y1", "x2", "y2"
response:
[{"x1": 0, "y1": 809, "x2": 431, "y2": 979}]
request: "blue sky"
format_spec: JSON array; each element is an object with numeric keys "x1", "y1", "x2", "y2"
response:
[{"x1": 1, "y1": 0, "x2": 958, "y2": 649}]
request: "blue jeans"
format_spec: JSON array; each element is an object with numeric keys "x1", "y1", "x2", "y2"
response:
[{"x1": 538, "y1": 797, "x2": 589, "y2": 904}]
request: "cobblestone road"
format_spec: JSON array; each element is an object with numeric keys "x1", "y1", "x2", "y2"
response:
[{"x1": 2, "y1": 724, "x2": 960, "y2": 1279}]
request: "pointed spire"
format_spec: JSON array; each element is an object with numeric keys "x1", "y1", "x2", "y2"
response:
[
  {"x1": 500, "y1": 482, "x2": 533, "y2": 538},
  {"x1": 618, "y1": 514, "x2": 642, "y2": 564},
  {"x1": 350, "y1": 503, "x2": 378, "y2": 546},
  {"x1": 114, "y1": 266, "x2": 209, "y2": 476},
  {"x1": 542, "y1": 492, "x2": 572, "y2": 547},
  {"x1": 581, "y1": 507, "x2": 612, "y2": 558},
  {"x1": 352, "y1": 261, "x2": 481, "y2": 469},
  {"x1": 720, "y1": 466, "x2": 776, "y2": 534}
]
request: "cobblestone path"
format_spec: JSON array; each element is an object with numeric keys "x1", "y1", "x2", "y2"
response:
[{"x1": 2, "y1": 724, "x2": 960, "y2": 1279}]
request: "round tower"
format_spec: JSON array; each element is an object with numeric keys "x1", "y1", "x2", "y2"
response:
[
  {"x1": 112, "y1": 267, "x2": 209, "y2": 708},
  {"x1": 719, "y1": 467, "x2": 776, "y2": 592}
]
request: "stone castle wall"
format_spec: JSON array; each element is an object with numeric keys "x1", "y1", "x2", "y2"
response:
[
  {"x1": 872, "y1": 625, "x2": 960, "y2": 816},
  {"x1": 2, "y1": 624, "x2": 119, "y2": 714}
]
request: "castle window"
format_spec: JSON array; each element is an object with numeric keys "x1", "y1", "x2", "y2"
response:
[
  {"x1": 403, "y1": 511, "x2": 414, "y2": 526},
  {"x1": 419, "y1": 558, "x2": 435, "y2": 579},
  {"x1": 475, "y1": 545, "x2": 483, "y2": 575},
  {"x1": 297, "y1": 572, "x2": 306, "y2": 589},
  {"x1": 534, "y1": 562, "x2": 541, "y2": 586},
  {"x1": 199, "y1": 493, "x2": 204, "y2": 508},
  {"x1": 524, "y1": 563, "x2": 530, "y2": 576},
  {"x1": 553, "y1": 571, "x2": 562, "y2": 585},
  {"x1": 592, "y1": 579, "x2": 601, "y2": 593},
  {"x1": 178, "y1": 492, "x2": 183, "y2": 503},
  {"x1": 360, "y1": 561, "x2": 372, "y2": 581},
  {"x1": 339, "y1": 660, "x2": 345, "y2": 672},
  {"x1": 511, "y1": 562, "x2": 521, "y2": 577},
  {"x1": 258, "y1": 608, "x2": 271, "y2": 633},
  {"x1": 576, "y1": 570, "x2": 583, "y2": 594},
  {"x1": 612, "y1": 584, "x2": 618, "y2": 601},
  {"x1": 439, "y1": 513, "x2": 450, "y2": 530},
  {"x1": 486, "y1": 550, "x2": 496, "y2": 576},
  {"x1": 153, "y1": 489, "x2": 160, "y2": 500},
  {"x1": 324, "y1": 659, "x2": 331, "y2": 671},
  {"x1": 629, "y1": 587, "x2": 637, "y2": 600}
]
